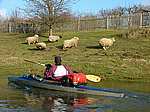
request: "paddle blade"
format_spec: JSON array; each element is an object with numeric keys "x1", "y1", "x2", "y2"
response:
[{"x1": 86, "y1": 75, "x2": 101, "y2": 82}]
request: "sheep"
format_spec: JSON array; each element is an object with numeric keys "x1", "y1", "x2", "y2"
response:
[
  {"x1": 63, "y1": 37, "x2": 79, "y2": 50},
  {"x1": 26, "y1": 34, "x2": 39, "y2": 45},
  {"x1": 48, "y1": 35, "x2": 62, "y2": 42},
  {"x1": 35, "y1": 42, "x2": 47, "y2": 50},
  {"x1": 98, "y1": 37, "x2": 115, "y2": 50}
]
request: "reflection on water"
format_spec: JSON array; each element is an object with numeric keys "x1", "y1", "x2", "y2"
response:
[
  {"x1": 22, "y1": 88, "x2": 99, "y2": 112},
  {"x1": 0, "y1": 72, "x2": 150, "y2": 112},
  {"x1": 0, "y1": 81, "x2": 149, "y2": 112}
]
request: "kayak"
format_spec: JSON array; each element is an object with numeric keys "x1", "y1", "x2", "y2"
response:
[{"x1": 8, "y1": 75, "x2": 125, "y2": 98}]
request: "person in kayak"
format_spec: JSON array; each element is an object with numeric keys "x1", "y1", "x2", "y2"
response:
[{"x1": 44, "y1": 56, "x2": 73, "y2": 81}]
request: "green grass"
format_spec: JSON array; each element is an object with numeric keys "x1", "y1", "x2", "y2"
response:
[{"x1": 0, "y1": 30, "x2": 150, "y2": 83}]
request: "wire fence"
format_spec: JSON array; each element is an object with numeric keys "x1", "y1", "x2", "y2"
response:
[
  {"x1": 61, "y1": 13, "x2": 150, "y2": 31},
  {"x1": 0, "y1": 12, "x2": 150, "y2": 33}
]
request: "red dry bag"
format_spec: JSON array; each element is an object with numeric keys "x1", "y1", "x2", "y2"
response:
[{"x1": 67, "y1": 73, "x2": 87, "y2": 85}]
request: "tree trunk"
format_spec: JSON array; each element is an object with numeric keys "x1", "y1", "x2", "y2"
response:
[{"x1": 49, "y1": 25, "x2": 53, "y2": 36}]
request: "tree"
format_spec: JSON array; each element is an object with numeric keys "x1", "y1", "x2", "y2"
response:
[
  {"x1": 9, "y1": 9, "x2": 21, "y2": 33},
  {"x1": 126, "y1": 5, "x2": 143, "y2": 28},
  {"x1": 23, "y1": 0, "x2": 78, "y2": 36},
  {"x1": 98, "y1": 9, "x2": 112, "y2": 18}
]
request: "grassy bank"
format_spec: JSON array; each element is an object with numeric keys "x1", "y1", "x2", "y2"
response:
[{"x1": 0, "y1": 30, "x2": 150, "y2": 83}]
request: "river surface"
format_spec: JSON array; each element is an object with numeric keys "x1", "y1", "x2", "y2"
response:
[{"x1": 0, "y1": 69, "x2": 150, "y2": 112}]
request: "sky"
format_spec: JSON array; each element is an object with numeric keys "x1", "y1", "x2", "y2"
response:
[
  {"x1": 0, "y1": 0, "x2": 150, "y2": 17},
  {"x1": 72, "y1": 0, "x2": 149, "y2": 15},
  {"x1": 0, "y1": 0, "x2": 25, "y2": 17}
]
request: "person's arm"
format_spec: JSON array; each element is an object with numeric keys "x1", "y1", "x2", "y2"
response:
[
  {"x1": 63, "y1": 64, "x2": 73, "y2": 74},
  {"x1": 45, "y1": 64, "x2": 51, "y2": 70},
  {"x1": 44, "y1": 64, "x2": 58, "y2": 80},
  {"x1": 44, "y1": 64, "x2": 52, "y2": 79}
]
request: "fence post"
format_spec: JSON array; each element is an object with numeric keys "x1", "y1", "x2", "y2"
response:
[
  {"x1": 140, "y1": 13, "x2": 143, "y2": 28},
  {"x1": 8, "y1": 22, "x2": 12, "y2": 33},
  {"x1": 106, "y1": 16, "x2": 109, "y2": 29},
  {"x1": 77, "y1": 16, "x2": 80, "y2": 31}
]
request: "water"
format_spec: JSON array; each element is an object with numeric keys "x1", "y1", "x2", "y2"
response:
[{"x1": 0, "y1": 72, "x2": 150, "y2": 112}]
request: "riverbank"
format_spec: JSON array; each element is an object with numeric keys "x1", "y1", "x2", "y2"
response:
[{"x1": 0, "y1": 30, "x2": 150, "y2": 83}]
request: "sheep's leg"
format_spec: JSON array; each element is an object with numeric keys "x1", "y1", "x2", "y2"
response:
[
  {"x1": 103, "y1": 47, "x2": 106, "y2": 50},
  {"x1": 74, "y1": 43, "x2": 77, "y2": 47},
  {"x1": 35, "y1": 40, "x2": 37, "y2": 43},
  {"x1": 63, "y1": 46, "x2": 66, "y2": 50},
  {"x1": 28, "y1": 42, "x2": 30, "y2": 45}
]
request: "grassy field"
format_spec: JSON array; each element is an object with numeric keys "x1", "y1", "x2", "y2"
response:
[{"x1": 0, "y1": 30, "x2": 150, "y2": 83}]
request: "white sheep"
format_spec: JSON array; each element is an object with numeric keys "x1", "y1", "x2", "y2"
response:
[
  {"x1": 26, "y1": 34, "x2": 39, "y2": 45},
  {"x1": 63, "y1": 37, "x2": 79, "y2": 50},
  {"x1": 98, "y1": 37, "x2": 115, "y2": 50},
  {"x1": 48, "y1": 35, "x2": 62, "y2": 42},
  {"x1": 36, "y1": 42, "x2": 47, "y2": 50}
]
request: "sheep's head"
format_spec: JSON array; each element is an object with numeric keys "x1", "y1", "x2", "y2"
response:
[
  {"x1": 112, "y1": 37, "x2": 115, "y2": 42},
  {"x1": 48, "y1": 38, "x2": 52, "y2": 42},
  {"x1": 73, "y1": 37, "x2": 79, "y2": 40},
  {"x1": 34, "y1": 34, "x2": 39, "y2": 38}
]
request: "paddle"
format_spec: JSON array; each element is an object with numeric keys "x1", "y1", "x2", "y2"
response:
[
  {"x1": 24, "y1": 59, "x2": 101, "y2": 82},
  {"x1": 86, "y1": 75, "x2": 101, "y2": 82},
  {"x1": 24, "y1": 59, "x2": 45, "y2": 66}
]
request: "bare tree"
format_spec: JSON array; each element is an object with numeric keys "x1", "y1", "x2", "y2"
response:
[
  {"x1": 9, "y1": 9, "x2": 22, "y2": 33},
  {"x1": 126, "y1": 5, "x2": 143, "y2": 28},
  {"x1": 23, "y1": 0, "x2": 78, "y2": 36},
  {"x1": 98, "y1": 9, "x2": 112, "y2": 18}
]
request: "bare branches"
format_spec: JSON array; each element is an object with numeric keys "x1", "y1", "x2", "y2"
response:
[{"x1": 23, "y1": 0, "x2": 77, "y2": 35}]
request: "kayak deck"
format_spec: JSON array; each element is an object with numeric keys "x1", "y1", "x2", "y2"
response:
[{"x1": 8, "y1": 76, "x2": 125, "y2": 98}]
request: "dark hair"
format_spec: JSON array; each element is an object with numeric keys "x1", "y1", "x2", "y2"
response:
[{"x1": 55, "y1": 56, "x2": 62, "y2": 65}]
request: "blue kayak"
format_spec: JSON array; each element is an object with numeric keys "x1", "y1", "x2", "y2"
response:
[{"x1": 8, "y1": 75, "x2": 125, "y2": 98}]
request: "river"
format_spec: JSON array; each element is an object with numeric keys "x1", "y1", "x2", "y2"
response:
[{"x1": 0, "y1": 68, "x2": 150, "y2": 112}]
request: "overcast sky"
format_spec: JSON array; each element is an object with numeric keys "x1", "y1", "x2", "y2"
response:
[{"x1": 0, "y1": 0, "x2": 150, "y2": 17}]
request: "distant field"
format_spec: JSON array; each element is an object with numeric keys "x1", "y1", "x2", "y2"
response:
[{"x1": 0, "y1": 30, "x2": 150, "y2": 82}]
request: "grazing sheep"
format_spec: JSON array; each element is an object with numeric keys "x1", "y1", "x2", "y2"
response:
[
  {"x1": 36, "y1": 42, "x2": 47, "y2": 50},
  {"x1": 63, "y1": 37, "x2": 79, "y2": 50},
  {"x1": 98, "y1": 37, "x2": 115, "y2": 50},
  {"x1": 48, "y1": 35, "x2": 62, "y2": 42},
  {"x1": 26, "y1": 34, "x2": 39, "y2": 45}
]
